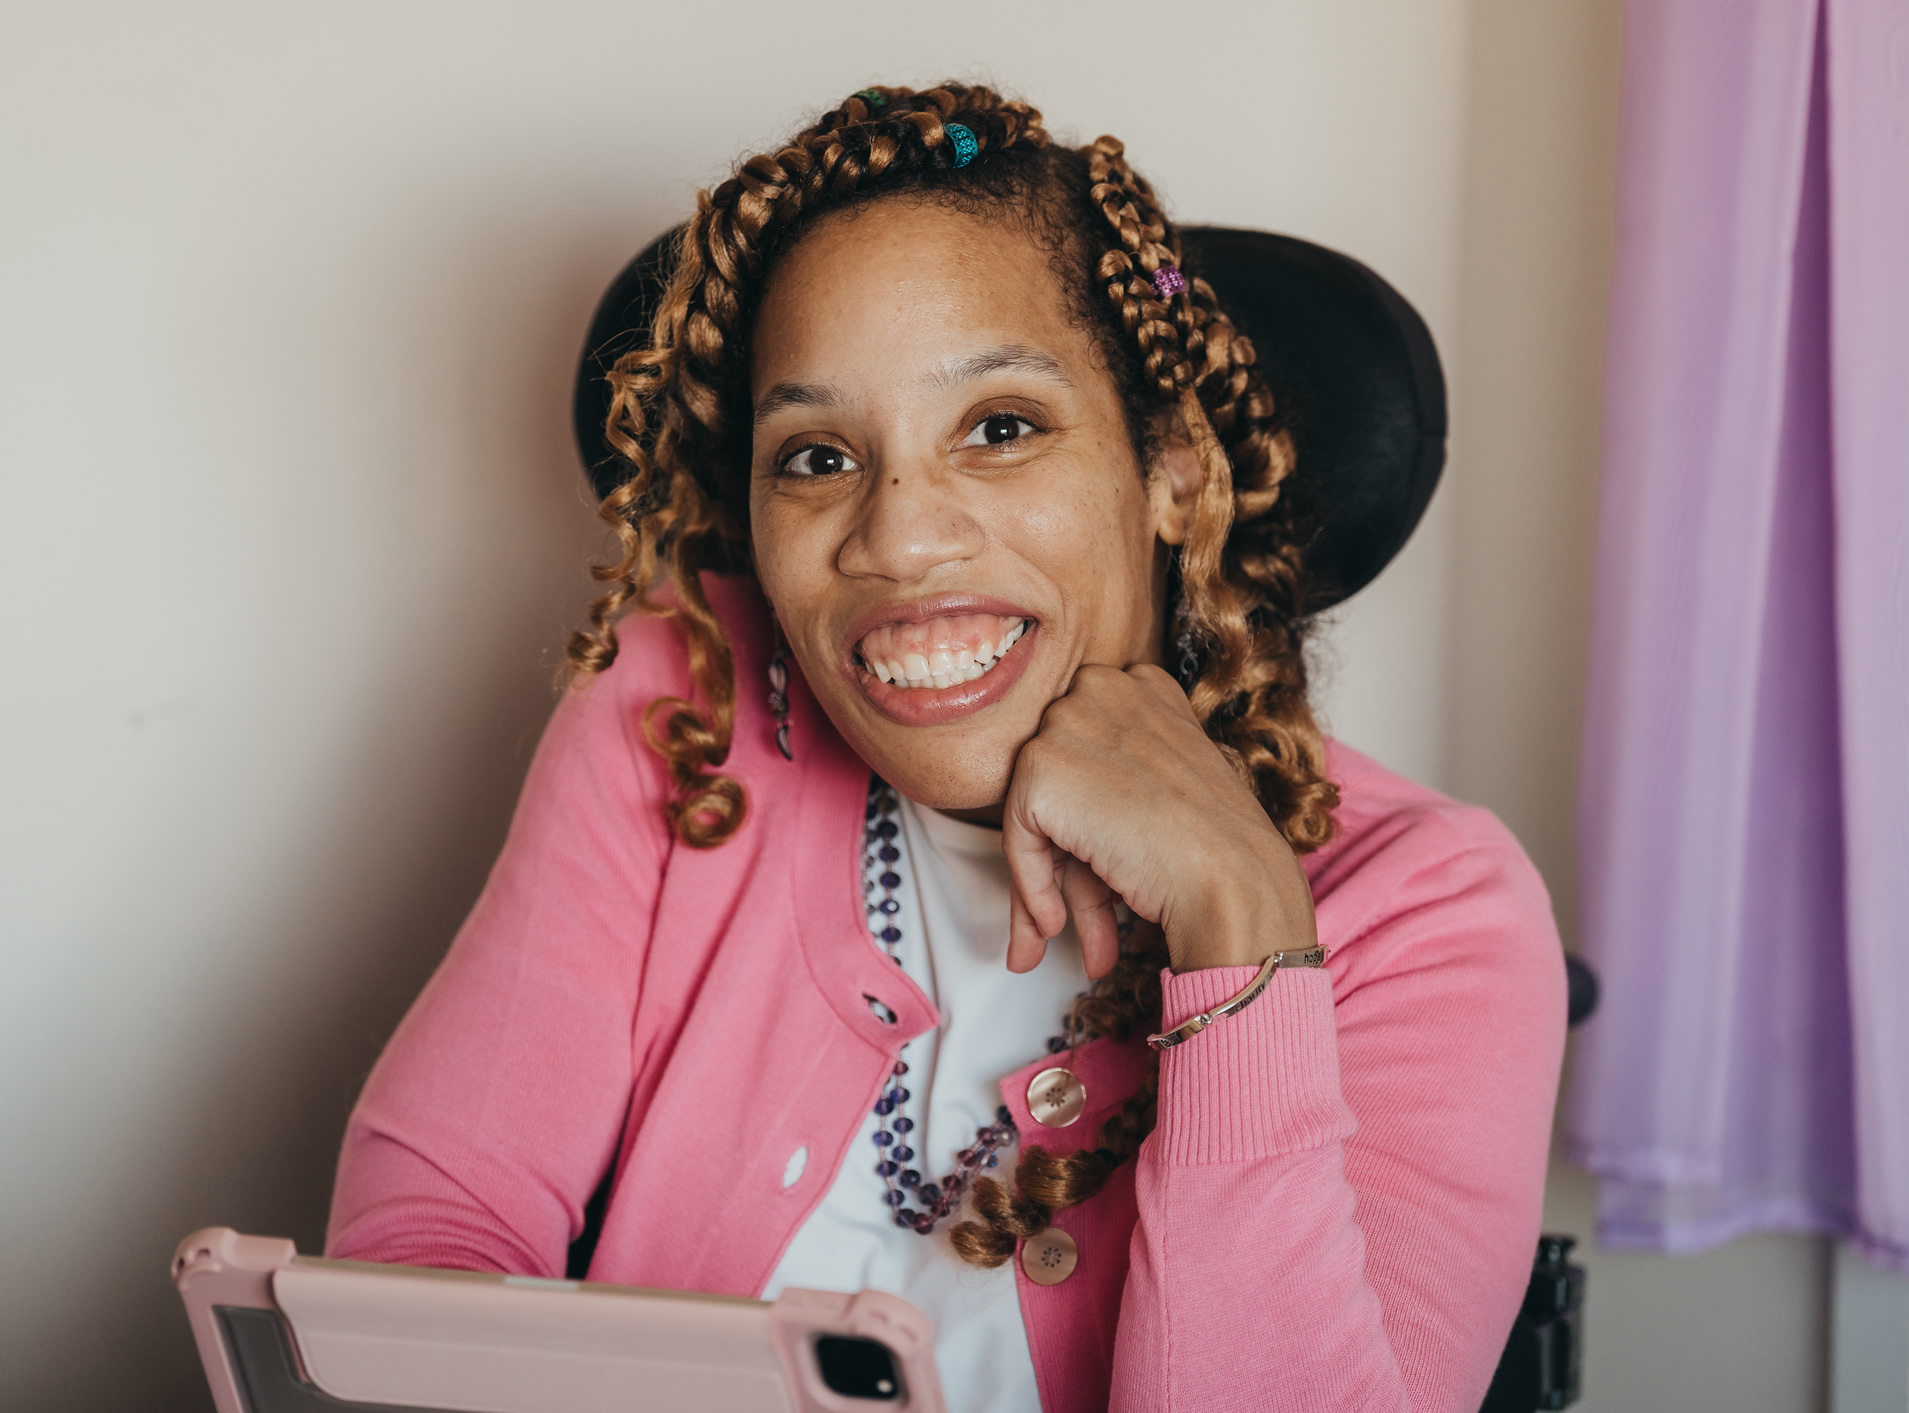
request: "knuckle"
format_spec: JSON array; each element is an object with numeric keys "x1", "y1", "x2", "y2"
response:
[
  {"x1": 1128, "y1": 662, "x2": 1174, "y2": 689},
  {"x1": 1040, "y1": 695, "x2": 1088, "y2": 738},
  {"x1": 1065, "y1": 664, "x2": 1122, "y2": 706},
  {"x1": 1130, "y1": 662, "x2": 1184, "y2": 705}
]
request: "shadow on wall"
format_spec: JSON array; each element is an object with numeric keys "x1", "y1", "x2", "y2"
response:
[{"x1": 13, "y1": 182, "x2": 646, "y2": 1409}]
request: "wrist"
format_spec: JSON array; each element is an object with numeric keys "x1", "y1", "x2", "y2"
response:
[
  {"x1": 1149, "y1": 944, "x2": 1329, "y2": 1048},
  {"x1": 1165, "y1": 838, "x2": 1312, "y2": 972},
  {"x1": 1165, "y1": 898, "x2": 1265, "y2": 971}
]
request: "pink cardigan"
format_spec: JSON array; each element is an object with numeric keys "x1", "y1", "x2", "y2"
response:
[{"x1": 328, "y1": 575, "x2": 1565, "y2": 1412}]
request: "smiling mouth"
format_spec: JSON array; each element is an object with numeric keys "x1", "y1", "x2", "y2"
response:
[{"x1": 853, "y1": 613, "x2": 1032, "y2": 691}]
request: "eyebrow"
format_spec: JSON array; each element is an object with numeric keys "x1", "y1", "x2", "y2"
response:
[
  {"x1": 753, "y1": 381, "x2": 840, "y2": 428},
  {"x1": 751, "y1": 345, "x2": 1072, "y2": 429},
  {"x1": 928, "y1": 344, "x2": 1074, "y2": 392}
]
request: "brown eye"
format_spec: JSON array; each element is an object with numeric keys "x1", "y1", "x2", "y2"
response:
[
  {"x1": 784, "y1": 444, "x2": 857, "y2": 477},
  {"x1": 962, "y1": 414, "x2": 1036, "y2": 448}
]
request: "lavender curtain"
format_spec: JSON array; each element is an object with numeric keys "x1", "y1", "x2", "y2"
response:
[{"x1": 1567, "y1": 0, "x2": 1909, "y2": 1264}]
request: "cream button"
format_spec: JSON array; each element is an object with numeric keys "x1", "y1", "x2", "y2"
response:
[
  {"x1": 1026, "y1": 1067, "x2": 1086, "y2": 1127},
  {"x1": 1021, "y1": 1228, "x2": 1079, "y2": 1286}
]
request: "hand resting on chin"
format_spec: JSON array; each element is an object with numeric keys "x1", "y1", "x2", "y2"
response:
[{"x1": 1000, "y1": 661, "x2": 1319, "y2": 979}]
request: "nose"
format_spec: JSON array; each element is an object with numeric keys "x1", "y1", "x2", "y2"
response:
[{"x1": 836, "y1": 463, "x2": 986, "y2": 583}]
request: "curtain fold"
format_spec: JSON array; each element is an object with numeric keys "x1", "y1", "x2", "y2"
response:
[{"x1": 1567, "y1": 0, "x2": 1909, "y2": 1265}]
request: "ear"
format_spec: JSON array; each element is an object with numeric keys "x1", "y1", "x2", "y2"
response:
[{"x1": 1147, "y1": 433, "x2": 1204, "y2": 547}]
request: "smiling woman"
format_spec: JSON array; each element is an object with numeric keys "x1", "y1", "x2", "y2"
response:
[{"x1": 326, "y1": 84, "x2": 1566, "y2": 1413}]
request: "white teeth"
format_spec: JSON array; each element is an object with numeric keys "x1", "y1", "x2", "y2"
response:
[{"x1": 869, "y1": 620, "x2": 1030, "y2": 691}]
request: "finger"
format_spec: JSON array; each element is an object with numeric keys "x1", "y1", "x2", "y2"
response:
[
  {"x1": 1058, "y1": 858, "x2": 1120, "y2": 980},
  {"x1": 1002, "y1": 800, "x2": 1070, "y2": 944},
  {"x1": 1006, "y1": 883, "x2": 1051, "y2": 974}
]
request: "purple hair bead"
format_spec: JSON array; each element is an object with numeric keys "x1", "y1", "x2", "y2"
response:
[{"x1": 1151, "y1": 265, "x2": 1187, "y2": 298}]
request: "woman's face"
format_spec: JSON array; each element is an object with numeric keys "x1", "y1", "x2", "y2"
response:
[{"x1": 749, "y1": 199, "x2": 1193, "y2": 812}]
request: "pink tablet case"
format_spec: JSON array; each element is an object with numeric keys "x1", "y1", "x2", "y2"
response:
[{"x1": 173, "y1": 1227, "x2": 946, "y2": 1413}]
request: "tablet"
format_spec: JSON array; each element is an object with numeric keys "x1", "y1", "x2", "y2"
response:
[{"x1": 172, "y1": 1227, "x2": 946, "y2": 1413}]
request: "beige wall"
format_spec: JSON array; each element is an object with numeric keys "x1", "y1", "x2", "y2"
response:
[{"x1": 0, "y1": 2, "x2": 1827, "y2": 1408}]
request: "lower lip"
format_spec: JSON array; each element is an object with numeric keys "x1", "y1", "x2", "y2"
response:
[{"x1": 851, "y1": 624, "x2": 1040, "y2": 727}]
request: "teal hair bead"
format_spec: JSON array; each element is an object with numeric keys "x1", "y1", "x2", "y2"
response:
[
  {"x1": 944, "y1": 122, "x2": 978, "y2": 168},
  {"x1": 854, "y1": 88, "x2": 886, "y2": 108}
]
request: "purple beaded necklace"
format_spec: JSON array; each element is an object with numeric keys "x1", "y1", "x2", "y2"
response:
[{"x1": 862, "y1": 779, "x2": 1076, "y2": 1235}]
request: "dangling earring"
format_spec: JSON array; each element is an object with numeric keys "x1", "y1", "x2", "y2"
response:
[
  {"x1": 1172, "y1": 595, "x2": 1200, "y2": 690},
  {"x1": 767, "y1": 624, "x2": 794, "y2": 761},
  {"x1": 1170, "y1": 555, "x2": 1200, "y2": 691}
]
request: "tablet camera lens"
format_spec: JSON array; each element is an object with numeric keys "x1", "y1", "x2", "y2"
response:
[{"x1": 815, "y1": 1335, "x2": 903, "y2": 1401}]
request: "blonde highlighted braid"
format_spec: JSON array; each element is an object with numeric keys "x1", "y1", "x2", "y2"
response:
[{"x1": 565, "y1": 83, "x2": 1338, "y2": 1264}]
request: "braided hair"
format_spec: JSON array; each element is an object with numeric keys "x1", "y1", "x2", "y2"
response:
[{"x1": 566, "y1": 83, "x2": 1338, "y2": 1267}]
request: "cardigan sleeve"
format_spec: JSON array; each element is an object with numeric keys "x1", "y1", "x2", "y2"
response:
[
  {"x1": 1109, "y1": 820, "x2": 1566, "y2": 1412},
  {"x1": 324, "y1": 656, "x2": 674, "y2": 1277}
]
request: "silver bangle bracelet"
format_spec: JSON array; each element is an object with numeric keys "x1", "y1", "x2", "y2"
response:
[{"x1": 1145, "y1": 945, "x2": 1328, "y2": 1051}]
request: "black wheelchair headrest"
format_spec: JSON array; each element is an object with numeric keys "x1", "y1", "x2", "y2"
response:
[{"x1": 574, "y1": 224, "x2": 1446, "y2": 612}]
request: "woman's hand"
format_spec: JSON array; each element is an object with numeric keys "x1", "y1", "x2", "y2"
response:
[{"x1": 1000, "y1": 664, "x2": 1318, "y2": 978}]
